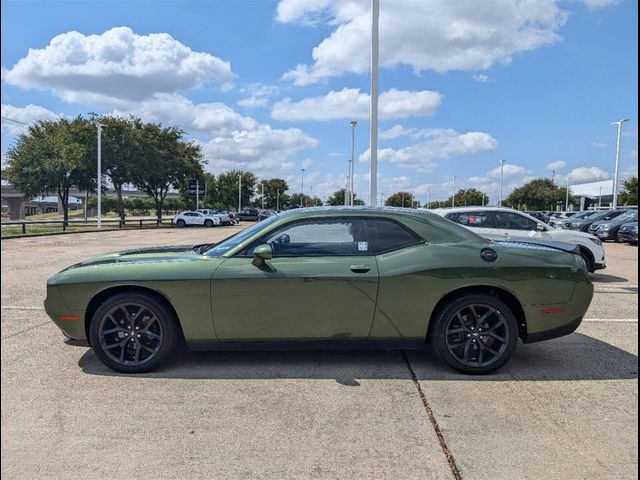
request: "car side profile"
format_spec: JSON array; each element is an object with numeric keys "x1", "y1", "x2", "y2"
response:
[
  {"x1": 588, "y1": 210, "x2": 638, "y2": 242},
  {"x1": 432, "y1": 207, "x2": 605, "y2": 272},
  {"x1": 45, "y1": 208, "x2": 593, "y2": 375},
  {"x1": 172, "y1": 211, "x2": 221, "y2": 228}
]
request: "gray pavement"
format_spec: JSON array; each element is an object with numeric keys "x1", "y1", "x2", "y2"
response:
[{"x1": 1, "y1": 227, "x2": 638, "y2": 479}]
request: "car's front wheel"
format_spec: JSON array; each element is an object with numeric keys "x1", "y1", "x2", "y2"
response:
[
  {"x1": 176, "y1": 219, "x2": 186, "y2": 228},
  {"x1": 431, "y1": 294, "x2": 519, "y2": 374},
  {"x1": 204, "y1": 219, "x2": 213, "y2": 228},
  {"x1": 89, "y1": 292, "x2": 179, "y2": 373}
]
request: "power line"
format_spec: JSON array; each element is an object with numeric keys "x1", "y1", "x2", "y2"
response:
[{"x1": 1, "y1": 116, "x2": 29, "y2": 126}]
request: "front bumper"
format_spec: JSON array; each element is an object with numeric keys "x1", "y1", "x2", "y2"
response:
[{"x1": 618, "y1": 232, "x2": 638, "y2": 243}]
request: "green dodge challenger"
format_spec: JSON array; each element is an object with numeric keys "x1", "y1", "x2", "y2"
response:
[{"x1": 45, "y1": 207, "x2": 593, "y2": 374}]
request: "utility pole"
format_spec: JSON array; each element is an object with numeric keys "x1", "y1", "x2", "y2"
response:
[
  {"x1": 426, "y1": 187, "x2": 430, "y2": 210},
  {"x1": 499, "y1": 159, "x2": 506, "y2": 207},
  {"x1": 238, "y1": 174, "x2": 242, "y2": 212},
  {"x1": 452, "y1": 176, "x2": 457, "y2": 207},
  {"x1": 261, "y1": 182, "x2": 265, "y2": 210},
  {"x1": 196, "y1": 178, "x2": 200, "y2": 211},
  {"x1": 565, "y1": 176, "x2": 570, "y2": 211},
  {"x1": 350, "y1": 120, "x2": 357, "y2": 206},
  {"x1": 611, "y1": 118, "x2": 629, "y2": 210},
  {"x1": 369, "y1": 0, "x2": 379, "y2": 206},
  {"x1": 96, "y1": 123, "x2": 106, "y2": 229},
  {"x1": 380, "y1": 192, "x2": 384, "y2": 206},
  {"x1": 276, "y1": 189, "x2": 280, "y2": 212},
  {"x1": 301, "y1": 168, "x2": 305, "y2": 207}
]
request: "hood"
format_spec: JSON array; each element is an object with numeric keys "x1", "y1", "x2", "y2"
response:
[
  {"x1": 62, "y1": 244, "x2": 211, "y2": 271},
  {"x1": 492, "y1": 238, "x2": 580, "y2": 255}
]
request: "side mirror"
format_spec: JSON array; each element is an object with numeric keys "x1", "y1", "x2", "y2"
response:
[
  {"x1": 536, "y1": 223, "x2": 546, "y2": 232},
  {"x1": 252, "y1": 244, "x2": 273, "y2": 267}
]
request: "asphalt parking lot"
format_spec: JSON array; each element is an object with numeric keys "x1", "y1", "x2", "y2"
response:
[{"x1": 1, "y1": 226, "x2": 637, "y2": 479}]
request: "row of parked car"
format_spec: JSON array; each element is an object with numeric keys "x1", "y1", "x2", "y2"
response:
[
  {"x1": 172, "y1": 208, "x2": 278, "y2": 228},
  {"x1": 432, "y1": 206, "x2": 637, "y2": 273}
]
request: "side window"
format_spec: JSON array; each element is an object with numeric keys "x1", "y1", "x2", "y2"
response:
[
  {"x1": 495, "y1": 212, "x2": 537, "y2": 231},
  {"x1": 448, "y1": 211, "x2": 494, "y2": 228},
  {"x1": 251, "y1": 219, "x2": 369, "y2": 257},
  {"x1": 368, "y1": 219, "x2": 421, "y2": 254}
]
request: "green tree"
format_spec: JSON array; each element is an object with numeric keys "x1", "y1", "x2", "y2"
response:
[
  {"x1": 443, "y1": 188, "x2": 490, "y2": 207},
  {"x1": 385, "y1": 191, "x2": 415, "y2": 207},
  {"x1": 210, "y1": 170, "x2": 257, "y2": 210},
  {"x1": 620, "y1": 176, "x2": 638, "y2": 206},
  {"x1": 504, "y1": 178, "x2": 570, "y2": 211},
  {"x1": 326, "y1": 189, "x2": 365, "y2": 206},
  {"x1": 97, "y1": 115, "x2": 142, "y2": 222},
  {"x1": 256, "y1": 178, "x2": 289, "y2": 210},
  {"x1": 5, "y1": 117, "x2": 96, "y2": 226},
  {"x1": 130, "y1": 123, "x2": 204, "y2": 220}
]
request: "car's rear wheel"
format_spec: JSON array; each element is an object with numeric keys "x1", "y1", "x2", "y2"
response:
[
  {"x1": 89, "y1": 292, "x2": 179, "y2": 373},
  {"x1": 431, "y1": 294, "x2": 519, "y2": 374},
  {"x1": 176, "y1": 219, "x2": 186, "y2": 228},
  {"x1": 204, "y1": 219, "x2": 213, "y2": 228}
]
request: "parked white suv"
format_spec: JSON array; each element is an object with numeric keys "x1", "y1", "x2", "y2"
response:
[
  {"x1": 196, "y1": 209, "x2": 231, "y2": 225},
  {"x1": 432, "y1": 207, "x2": 605, "y2": 272},
  {"x1": 172, "y1": 211, "x2": 221, "y2": 228}
]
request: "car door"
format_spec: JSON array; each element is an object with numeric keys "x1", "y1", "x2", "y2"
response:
[
  {"x1": 493, "y1": 211, "x2": 541, "y2": 240},
  {"x1": 210, "y1": 217, "x2": 379, "y2": 341},
  {"x1": 446, "y1": 211, "x2": 498, "y2": 238}
]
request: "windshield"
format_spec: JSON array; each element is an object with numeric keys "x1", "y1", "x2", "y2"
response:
[
  {"x1": 613, "y1": 210, "x2": 637, "y2": 222},
  {"x1": 204, "y1": 214, "x2": 280, "y2": 257}
]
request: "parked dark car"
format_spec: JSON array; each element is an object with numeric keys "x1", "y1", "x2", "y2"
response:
[
  {"x1": 567, "y1": 209, "x2": 626, "y2": 232},
  {"x1": 617, "y1": 222, "x2": 638, "y2": 244},
  {"x1": 237, "y1": 208, "x2": 261, "y2": 221},
  {"x1": 588, "y1": 210, "x2": 638, "y2": 241}
]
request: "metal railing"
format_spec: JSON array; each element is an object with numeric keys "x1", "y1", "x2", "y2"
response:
[{"x1": 1, "y1": 218, "x2": 173, "y2": 235}]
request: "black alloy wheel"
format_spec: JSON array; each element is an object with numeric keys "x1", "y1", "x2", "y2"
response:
[
  {"x1": 431, "y1": 294, "x2": 518, "y2": 374},
  {"x1": 89, "y1": 293, "x2": 178, "y2": 373}
]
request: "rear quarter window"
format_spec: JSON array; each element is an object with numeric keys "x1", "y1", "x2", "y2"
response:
[{"x1": 368, "y1": 219, "x2": 422, "y2": 254}]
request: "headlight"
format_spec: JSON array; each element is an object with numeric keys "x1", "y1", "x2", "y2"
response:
[
  {"x1": 589, "y1": 237, "x2": 603, "y2": 246},
  {"x1": 598, "y1": 224, "x2": 612, "y2": 230}
]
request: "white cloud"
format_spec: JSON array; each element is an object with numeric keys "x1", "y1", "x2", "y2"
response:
[
  {"x1": 545, "y1": 160, "x2": 567, "y2": 171},
  {"x1": 472, "y1": 74, "x2": 491, "y2": 83},
  {"x1": 1, "y1": 103, "x2": 59, "y2": 135},
  {"x1": 379, "y1": 124, "x2": 416, "y2": 140},
  {"x1": 568, "y1": 166, "x2": 611, "y2": 183},
  {"x1": 486, "y1": 163, "x2": 533, "y2": 178},
  {"x1": 237, "y1": 83, "x2": 280, "y2": 109},
  {"x1": 113, "y1": 93, "x2": 258, "y2": 137},
  {"x1": 2, "y1": 27, "x2": 233, "y2": 107},
  {"x1": 358, "y1": 128, "x2": 498, "y2": 171},
  {"x1": 592, "y1": 142, "x2": 607, "y2": 148},
  {"x1": 271, "y1": 87, "x2": 442, "y2": 121},
  {"x1": 201, "y1": 125, "x2": 318, "y2": 176},
  {"x1": 278, "y1": 0, "x2": 568, "y2": 85},
  {"x1": 580, "y1": 0, "x2": 617, "y2": 9}
]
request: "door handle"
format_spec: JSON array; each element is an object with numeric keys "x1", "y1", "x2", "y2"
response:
[{"x1": 350, "y1": 264, "x2": 371, "y2": 273}]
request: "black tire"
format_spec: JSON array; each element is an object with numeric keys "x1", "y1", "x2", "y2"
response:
[
  {"x1": 613, "y1": 230, "x2": 620, "y2": 243},
  {"x1": 431, "y1": 294, "x2": 519, "y2": 374},
  {"x1": 204, "y1": 219, "x2": 213, "y2": 228},
  {"x1": 89, "y1": 292, "x2": 179, "y2": 373},
  {"x1": 176, "y1": 219, "x2": 186, "y2": 228},
  {"x1": 579, "y1": 248, "x2": 594, "y2": 273}
]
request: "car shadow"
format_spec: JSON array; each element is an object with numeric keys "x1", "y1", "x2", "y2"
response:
[
  {"x1": 590, "y1": 273, "x2": 629, "y2": 283},
  {"x1": 78, "y1": 332, "x2": 637, "y2": 383}
]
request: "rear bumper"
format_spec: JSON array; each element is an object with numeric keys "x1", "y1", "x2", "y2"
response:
[{"x1": 525, "y1": 316, "x2": 583, "y2": 343}]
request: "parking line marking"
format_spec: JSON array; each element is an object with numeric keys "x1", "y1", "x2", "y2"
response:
[
  {"x1": 584, "y1": 318, "x2": 638, "y2": 322},
  {"x1": 1, "y1": 306, "x2": 45, "y2": 310}
]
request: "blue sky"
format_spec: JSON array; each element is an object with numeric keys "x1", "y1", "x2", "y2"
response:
[{"x1": 1, "y1": 0, "x2": 638, "y2": 205}]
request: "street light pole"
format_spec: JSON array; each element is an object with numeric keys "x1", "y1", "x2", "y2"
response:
[
  {"x1": 238, "y1": 174, "x2": 242, "y2": 212},
  {"x1": 301, "y1": 168, "x2": 305, "y2": 207},
  {"x1": 499, "y1": 159, "x2": 506, "y2": 207},
  {"x1": 369, "y1": 0, "x2": 379, "y2": 207},
  {"x1": 261, "y1": 182, "x2": 265, "y2": 210},
  {"x1": 96, "y1": 123, "x2": 106, "y2": 229},
  {"x1": 452, "y1": 176, "x2": 457, "y2": 207},
  {"x1": 565, "y1": 176, "x2": 570, "y2": 211},
  {"x1": 350, "y1": 120, "x2": 357, "y2": 206},
  {"x1": 611, "y1": 118, "x2": 629, "y2": 210},
  {"x1": 599, "y1": 186, "x2": 603, "y2": 208},
  {"x1": 276, "y1": 189, "x2": 280, "y2": 212},
  {"x1": 426, "y1": 187, "x2": 430, "y2": 209}
]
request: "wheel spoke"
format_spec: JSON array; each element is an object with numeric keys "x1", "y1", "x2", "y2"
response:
[
  {"x1": 140, "y1": 343, "x2": 158, "y2": 354},
  {"x1": 462, "y1": 339, "x2": 472, "y2": 364},
  {"x1": 101, "y1": 326, "x2": 126, "y2": 336},
  {"x1": 469, "y1": 305, "x2": 478, "y2": 321},
  {"x1": 141, "y1": 316, "x2": 158, "y2": 332},
  {"x1": 487, "y1": 332, "x2": 506, "y2": 343},
  {"x1": 484, "y1": 344, "x2": 501, "y2": 356},
  {"x1": 476, "y1": 308, "x2": 495, "y2": 328},
  {"x1": 134, "y1": 343, "x2": 141, "y2": 364},
  {"x1": 476, "y1": 342, "x2": 484, "y2": 365},
  {"x1": 144, "y1": 331, "x2": 161, "y2": 340},
  {"x1": 447, "y1": 327, "x2": 466, "y2": 335},
  {"x1": 486, "y1": 318, "x2": 505, "y2": 333},
  {"x1": 104, "y1": 338, "x2": 128, "y2": 350}
]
